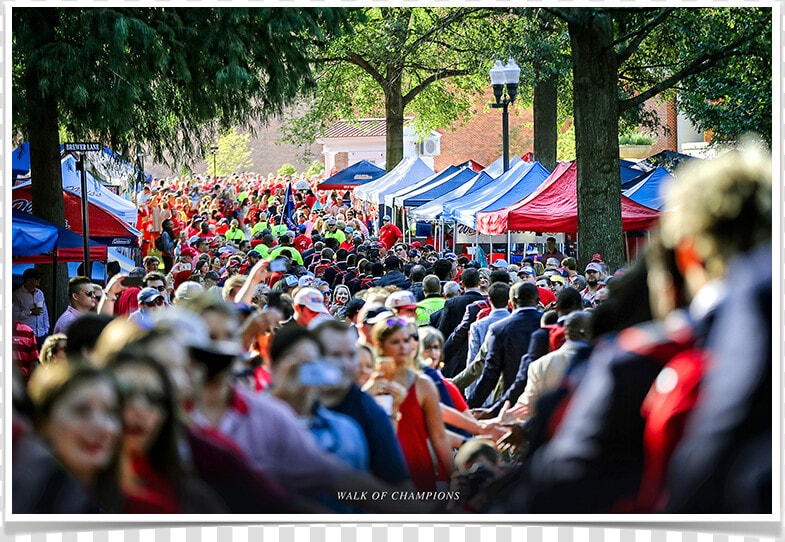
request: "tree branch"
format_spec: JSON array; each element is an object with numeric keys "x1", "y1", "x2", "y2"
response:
[
  {"x1": 619, "y1": 36, "x2": 752, "y2": 112},
  {"x1": 345, "y1": 52, "x2": 387, "y2": 88},
  {"x1": 543, "y1": 7, "x2": 578, "y2": 25},
  {"x1": 615, "y1": 8, "x2": 675, "y2": 63},
  {"x1": 402, "y1": 68, "x2": 472, "y2": 106}
]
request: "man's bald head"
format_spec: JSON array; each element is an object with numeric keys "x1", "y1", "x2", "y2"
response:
[{"x1": 563, "y1": 311, "x2": 593, "y2": 342}]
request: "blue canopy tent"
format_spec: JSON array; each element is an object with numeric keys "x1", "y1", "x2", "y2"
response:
[
  {"x1": 411, "y1": 170, "x2": 497, "y2": 221},
  {"x1": 354, "y1": 157, "x2": 434, "y2": 205},
  {"x1": 442, "y1": 160, "x2": 548, "y2": 224},
  {"x1": 384, "y1": 165, "x2": 460, "y2": 208},
  {"x1": 622, "y1": 166, "x2": 674, "y2": 210},
  {"x1": 317, "y1": 160, "x2": 385, "y2": 191},
  {"x1": 12, "y1": 209, "x2": 109, "y2": 263},
  {"x1": 395, "y1": 167, "x2": 479, "y2": 208},
  {"x1": 12, "y1": 209, "x2": 58, "y2": 257},
  {"x1": 451, "y1": 161, "x2": 552, "y2": 228},
  {"x1": 637, "y1": 150, "x2": 697, "y2": 174}
]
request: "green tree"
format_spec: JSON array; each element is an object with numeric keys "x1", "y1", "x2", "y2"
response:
[
  {"x1": 209, "y1": 128, "x2": 253, "y2": 176},
  {"x1": 282, "y1": 7, "x2": 509, "y2": 171},
  {"x1": 13, "y1": 7, "x2": 351, "y2": 313},
  {"x1": 277, "y1": 163, "x2": 297, "y2": 177},
  {"x1": 548, "y1": 7, "x2": 770, "y2": 269}
]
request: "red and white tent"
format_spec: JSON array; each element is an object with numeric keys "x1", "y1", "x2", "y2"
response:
[{"x1": 475, "y1": 161, "x2": 660, "y2": 235}]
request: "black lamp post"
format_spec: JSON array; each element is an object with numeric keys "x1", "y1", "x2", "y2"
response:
[
  {"x1": 490, "y1": 58, "x2": 521, "y2": 173},
  {"x1": 210, "y1": 145, "x2": 219, "y2": 179}
]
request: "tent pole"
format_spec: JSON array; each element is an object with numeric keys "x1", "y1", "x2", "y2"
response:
[
  {"x1": 452, "y1": 220, "x2": 457, "y2": 254},
  {"x1": 624, "y1": 232, "x2": 631, "y2": 268},
  {"x1": 507, "y1": 231, "x2": 511, "y2": 261}
]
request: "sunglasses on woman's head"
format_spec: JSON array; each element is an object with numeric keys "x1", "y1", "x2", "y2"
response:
[{"x1": 385, "y1": 317, "x2": 410, "y2": 327}]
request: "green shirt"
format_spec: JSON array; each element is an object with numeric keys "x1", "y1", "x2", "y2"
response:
[
  {"x1": 251, "y1": 221, "x2": 269, "y2": 236},
  {"x1": 226, "y1": 227, "x2": 245, "y2": 241},
  {"x1": 416, "y1": 296, "x2": 446, "y2": 326},
  {"x1": 325, "y1": 229, "x2": 346, "y2": 244},
  {"x1": 268, "y1": 245, "x2": 303, "y2": 265},
  {"x1": 253, "y1": 244, "x2": 272, "y2": 258}
]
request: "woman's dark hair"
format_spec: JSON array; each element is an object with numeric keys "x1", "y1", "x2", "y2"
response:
[
  {"x1": 28, "y1": 363, "x2": 124, "y2": 512},
  {"x1": 107, "y1": 348, "x2": 183, "y2": 480}
]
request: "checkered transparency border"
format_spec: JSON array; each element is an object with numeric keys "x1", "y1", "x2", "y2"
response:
[{"x1": 1, "y1": 0, "x2": 782, "y2": 541}]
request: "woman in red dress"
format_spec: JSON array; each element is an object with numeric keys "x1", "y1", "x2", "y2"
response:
[{"x1": 371, "y1": 318, "x2": 455, "y2": 491}]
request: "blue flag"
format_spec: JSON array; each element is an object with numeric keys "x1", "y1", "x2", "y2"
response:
[
  {"x1": 282, "y1": 182, "x2": 297, "y2": 231},
  {"x1": 311, "y1": 198, "x2": 322, "y2": 211}
]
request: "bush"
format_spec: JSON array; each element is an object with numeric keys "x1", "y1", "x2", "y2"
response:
[{"x1": 618, "y1": 129, "x2": 654, "y2": 146}]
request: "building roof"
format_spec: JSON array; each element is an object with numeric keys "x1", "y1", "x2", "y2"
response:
[{"x1": 324, "y1": 117, "x2": 414, "y2": 138}]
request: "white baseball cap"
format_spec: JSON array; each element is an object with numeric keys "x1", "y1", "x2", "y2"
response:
[{"x1": 293, "y1": 287, "x2": 330, "y2": 314}]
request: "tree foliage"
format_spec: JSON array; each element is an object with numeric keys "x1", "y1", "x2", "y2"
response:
[
  {"x1": 547, "y1": 6, "x2": 770, "y2": 270},
  {"x1": 13, "y1": 7, "x2": 353, "y2": 166},
  {"x1": 209, "y1": 128, "x2": 253, "y2": 177},
  {"x1": 281, "y1": 7, "x2": 511, "y2": 170}
]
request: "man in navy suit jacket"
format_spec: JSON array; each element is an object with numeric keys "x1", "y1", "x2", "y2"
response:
[
  {"x1": 438, "y1": 268, "x2": 485, "y2": 373},
  {"x1": 467, "y1": 282, "x2": 542, "y2": 408}
]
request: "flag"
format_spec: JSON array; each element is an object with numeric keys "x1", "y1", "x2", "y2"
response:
[
  {"x1": 282, "y1": 182, "x2": 297, "y2": 231},
  {"x1": 311, "y1": 198, "x2": 322, "y2": 211}
]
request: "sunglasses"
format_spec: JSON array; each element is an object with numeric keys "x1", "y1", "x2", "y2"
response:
[
  {"x1": 145, "y1": 298, "x2": 165, "y2": 307},
  {"x1": 150, "y1": 285, "x2": 166, "y2": 292},
  {"x1": 117, "y1": 383, "x2": 166, "y2": 407},
  {"x1": 409, "y1": 334, "x2": 419, "y2": 341},
  {"x1": 83, "y1": 290, "x2": 98, "y2": 298},
  {"x1": 385, "y1": 318, "x2": 410, "y2": 327}
]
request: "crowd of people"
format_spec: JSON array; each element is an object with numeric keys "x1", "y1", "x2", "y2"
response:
[{"x1": 11, "y1": 148, "x2": 772, "y2": 514}]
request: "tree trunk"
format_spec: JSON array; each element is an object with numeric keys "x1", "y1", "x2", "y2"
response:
[
  {"x1": 26, "y1": 43, "x2": 69, "y2": 324},
  {"x1": 569, "y1": 11, "x2": 624, "y2": 271},
  {"x1": 533, "y1": 68, "x2": 558, "y2": 172},
  {"x1": 384, "y1": 75, "x2": 404, "y2": 173}
]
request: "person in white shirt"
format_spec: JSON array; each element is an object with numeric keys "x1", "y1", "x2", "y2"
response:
[{"x1": 12, "y1": 268, "x2": 49, "y2": 345}]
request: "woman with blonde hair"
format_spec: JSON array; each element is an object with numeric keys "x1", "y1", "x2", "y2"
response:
[
  {"x1": 38, "y1": 333, "x2": 68, "y2": 366},
  {"x1": 369, "y1": 318, "x2": 454, "y2": 491}
]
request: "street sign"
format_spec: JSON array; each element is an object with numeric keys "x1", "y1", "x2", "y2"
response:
[{"x1": 64, "y1": 142, "x2": 101, "y2": 152}]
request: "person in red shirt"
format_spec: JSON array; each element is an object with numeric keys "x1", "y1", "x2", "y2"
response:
[
  {"x1": 292, "y1": 225, "x2": 312, "y2": 253},
  {"x1": 379, "y1": 214, "x2": 402, "y2": 250},
  {"x1": 171, "y1": 246, "x2": 199, "y2": 290}
]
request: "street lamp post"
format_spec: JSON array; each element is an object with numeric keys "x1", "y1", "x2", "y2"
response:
[
  {"x1": 210, "y1": 145, "x2": 219, "y2": 179},
  {"x1": 489, "y1": 58, "x2": 521, "y2": 173},
  {"x1": 490, "y1": 58, "x2": 521, "y2": 261}
]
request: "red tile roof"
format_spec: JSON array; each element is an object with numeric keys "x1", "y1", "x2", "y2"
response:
[{"x1": 324, "y1": 118, "x2": 413, "y2": 138}]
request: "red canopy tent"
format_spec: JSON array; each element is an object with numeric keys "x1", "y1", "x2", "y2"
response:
[
  {"x1": 12, "y1": 183, "x2": 138, "y2": 247},
  {"x1": 475, "y1": 161, "x2": 660, "y2": 235}
]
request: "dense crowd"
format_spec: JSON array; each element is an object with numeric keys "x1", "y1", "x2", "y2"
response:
[{"x1": 11, "y1": 148, "x2": 772, "y2": 514}]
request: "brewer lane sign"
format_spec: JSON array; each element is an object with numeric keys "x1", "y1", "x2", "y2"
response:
[{"x1": 64, "y1": 142, "x2": 101, "y2": 152}]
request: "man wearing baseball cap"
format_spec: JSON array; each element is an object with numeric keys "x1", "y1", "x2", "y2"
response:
[
  {"x1": 384, "y1": 290, "x2": 419, "y2": 319},
  {"x1": 518, "y1": 265, "x2": 557, "y2": 309},
  {"x1": 171, "y1": 245, "x2": 199, "y2": 290},
  {"x1": 280, "y1": 287, "x2": 331, "y2": 332},
  {"x1": 581, "y1": 262, "x2": 604, "y2": 307},
  {"x1": 379, "y1": 214, "x2": 402, "y2": 250},
  {"x1": 128, "y1": 286, "x2": 166, "y2": 326}
]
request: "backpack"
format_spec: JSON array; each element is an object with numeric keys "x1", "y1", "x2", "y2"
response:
[{"x1": 154, "y1": 234, "x2": 165, "y2": 252}]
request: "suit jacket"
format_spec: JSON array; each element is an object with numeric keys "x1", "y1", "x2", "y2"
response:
[
  {"x1": 452, "y1": 308, "x2": 512, "y2": 391},
  {"x1": 442, "y1": 299, "x2": 490, "y2": 377},
  {"x1": 467, "y1": 307, "x2": 542, "y2": 408},
  {"x1": 438, "y1": 290, "x2": 486, "y2": 375},
  {"x1": 515, "y1": 340, "x2": 588, "y2": 421}
]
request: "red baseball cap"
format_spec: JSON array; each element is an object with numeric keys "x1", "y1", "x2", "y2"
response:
[{"x1": 181, "y1": 246, "x2": 198, "y2": 258}]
